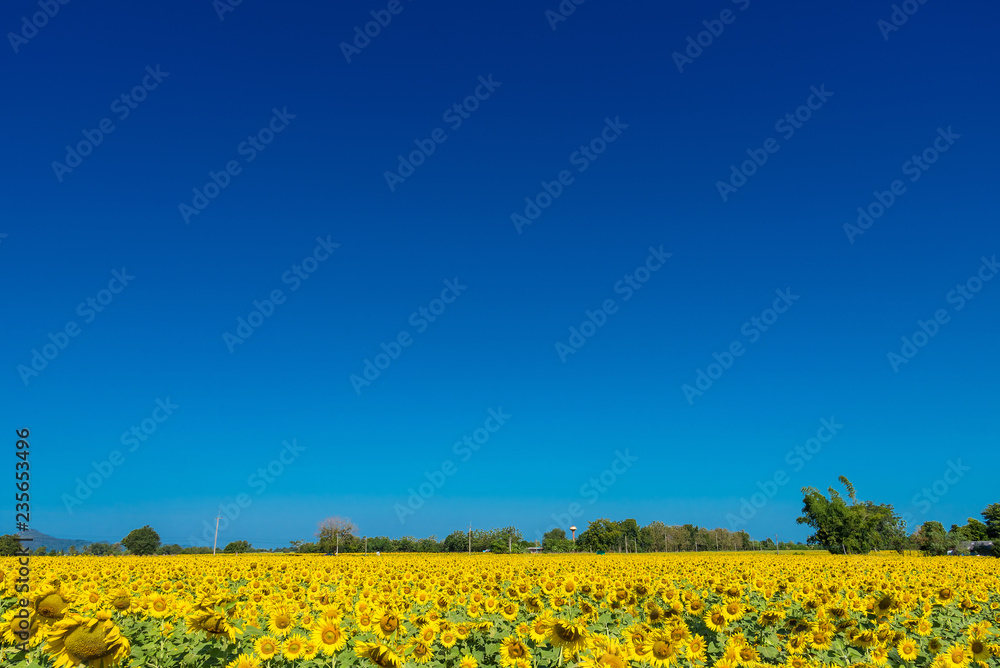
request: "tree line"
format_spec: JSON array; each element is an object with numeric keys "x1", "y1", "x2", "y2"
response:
[{"x1": 797, "y1": 476, "x2": 999, "y2": 556}]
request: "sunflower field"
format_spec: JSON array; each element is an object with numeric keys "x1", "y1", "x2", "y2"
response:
[{"x1": 2, "y1": 553, "x2": 999, "y2": 668}]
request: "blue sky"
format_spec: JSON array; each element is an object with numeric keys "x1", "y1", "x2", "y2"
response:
[{"x1": 4, "y1": 0, "x2": 998, "y2": 549}]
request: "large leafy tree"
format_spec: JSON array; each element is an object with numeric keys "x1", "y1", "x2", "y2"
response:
[
  {"x1": 797, "y1": 476, "x2": 906, "y2": 554},
  {"x1": 577, "y1": 518, "x2": 621, "y2": 552},
  {"x1": 223, "y1": 540, "x2": 251, "y2": 554},
  {"x1": 0, "y1": 534, "x2": 22, "y2": 557},
  {"x1": 542, "y1": 528, "x2": 574, "y2": 553},
  {"x1": 913, "y1": 521, "x2": 955, "y2": 556},
  {"x1": 121, "y1": 525, "x2": 161, "y2": 555},
  {"x1": 982, "y1": 504, "x2": 1000, "y2": 539}
]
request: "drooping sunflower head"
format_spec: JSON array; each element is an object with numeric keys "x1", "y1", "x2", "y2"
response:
[
  {"x1": 34, "y1": 585, "x2": 71, "y2": 622},
  {"x1": 547, "y1": 618, "x2": 590, "y2": 653},
  {"x1": 499, "y1": 634, "x2": 531, "y2": 667},
  {"x1": 45, "y1": 613, "x2": 131, "y2": 668},
  {"x1": 355, "y1": 641, "x2": 403, "y2": 668}
]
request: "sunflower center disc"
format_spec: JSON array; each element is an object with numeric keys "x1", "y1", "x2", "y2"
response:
[{"x1": 65, "y1": 627, "x2": 111, "y2": 661}]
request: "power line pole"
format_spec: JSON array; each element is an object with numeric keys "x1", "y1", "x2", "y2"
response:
[
  {"x1": 468, "y1": 522, "x2": 472, "y2": 554},
  {"x1": 212, "y1": 514, "x2": 222, "y2": 556}
]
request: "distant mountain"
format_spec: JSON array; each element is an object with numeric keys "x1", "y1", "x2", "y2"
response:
[{"x1": 16, "y1": 529, "x2": 93, "y2": 552}]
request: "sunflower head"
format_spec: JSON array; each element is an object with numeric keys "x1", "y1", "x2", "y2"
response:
[{"x1": 45, "y1": 613, "x2": 131, "y2": 668}]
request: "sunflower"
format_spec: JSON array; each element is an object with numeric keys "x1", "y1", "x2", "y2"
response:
[
  {"x1": 0, "y1": 606, "x2": 45, "y2": 648},
  {"x1": 704, "y1": 606, "x2": 728, "y2": 632},
  {"x1": 897, "y1": 637, "x2": 920, "y2": 661},
  {"x1": 34, "y1": 585, "x2": 71, "y2": 622},
  {"x1": 45, "y1": 612, "x2": 131, "y2": 668},
  {"x1": 440, "y1": 629, "x2": 459, "y2": 648},
  {"x1": 722, "y1": 600, "x2": 745, "y2": 622},
  {"x1": 547, "y1": 619, "x2": 590, "y2": 655},
  {"x1": 736, "y1": 644, "x2": 760, "y2": 667},
  {"x1": 501, "y1": 601, "x2": 519, "y2": 621},
  {"x1": 355, "y1": 641, "x2": 403, "y2": 668},
  {"x1": 969, "y1": 639, "x2": 990, "y2": 661},
  {"x1": 642, "y1": 637, "x2": 680, "y2": 667},
  {"x1": 281, "y1": 632, "x2": 307, "y2": 660},
  {"x1": 267, "y1": 606, "x2": 296, "y2": 637},
  {"x1": 458, "y1": 655, "x2": 479, "y2": 668},
  {"x1": 686, "y1": 634, "x2": 707, "y2": 663},
  {"x1": 311, "y1": 620, "x2": 347, "y2": 654},
  {"x1": 225, "y1": 653, "x2": 260, "y2": 668},
  {"x1": 409, "y1": 641, "x2": 434, "y2": 664},
  {"x1": 871, "y1": 644, "x2": 890, "y2": 666},
  {"x1": 374, "y1": 610, "x2": 404, "y2": 640},
  {"x1": 941, "y1": 642, "x2": 970, "y2": 668},
  {"x1": 499, "y1": 634, "x2": 532, "y2": 667},
  {"x1": 147, "y1": 595, "x2": 171, "y2": 618},
  {"x1": 253, "y1": 635, "x2": 280, "y2": 659}
]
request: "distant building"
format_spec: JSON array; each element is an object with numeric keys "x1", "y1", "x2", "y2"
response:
[
  {"x1": 527, "y1": 546, "x2": 543, "y2": 554},
  {"x1": 956, "y1": 541, "x2": 994, "y2": 555}
]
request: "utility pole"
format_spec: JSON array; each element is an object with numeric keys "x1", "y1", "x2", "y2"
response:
[
  {"x1": 508, "y1": 533, "x2": 511, "y2": 554},
  {"x1": 775, "y1": 533, "x2": 779, "y2": 555},
  {"x1": 365, "y1": 536, "x2": 368, "y2": 555},
  {"x1": 468, "y1": 522, "x2": 472, "y2": 555},
  {"x1": 212, "y1": 514, "x2": 222, "y2": 556}
]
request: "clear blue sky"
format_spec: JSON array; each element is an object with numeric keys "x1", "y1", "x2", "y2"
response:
[{"x1": 4, "y1": 0, "x2": 998, "y2": 549}]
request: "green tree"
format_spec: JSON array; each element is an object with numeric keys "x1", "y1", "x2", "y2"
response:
[
  {"x1": 223, "y1": 540, "x2": 251, "y2": 554},
  {"x1": 442, "y1": 530, "x2": 468, "y2": 552},
  {"x1": 0, "y1": 534, "x2": 22, "y2": 557},
  {"x1": 963, "y1": 518, "x2": 989, "y2": 541},
  {"x1": 542, "y1": 528, "x2": 574, "y2": 553},
  {"x1": 982, "y1": 504, "x2": 1000, "y2": 539},
  {"x1": 577, "y1": 519, "x2": 621, "y2": 552},
  {"x1": 913, "y1": 521, "x2": 955, "y2": 556},
  {"x1": 121, "y1": 526, "x2": 160, "y2": 555},
  {"x1": 797, "y1": 477, "x2": 906, "y2": 554},
  {"x1": 316, "y1": 516, "x2": 357, "y2": 554}
]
